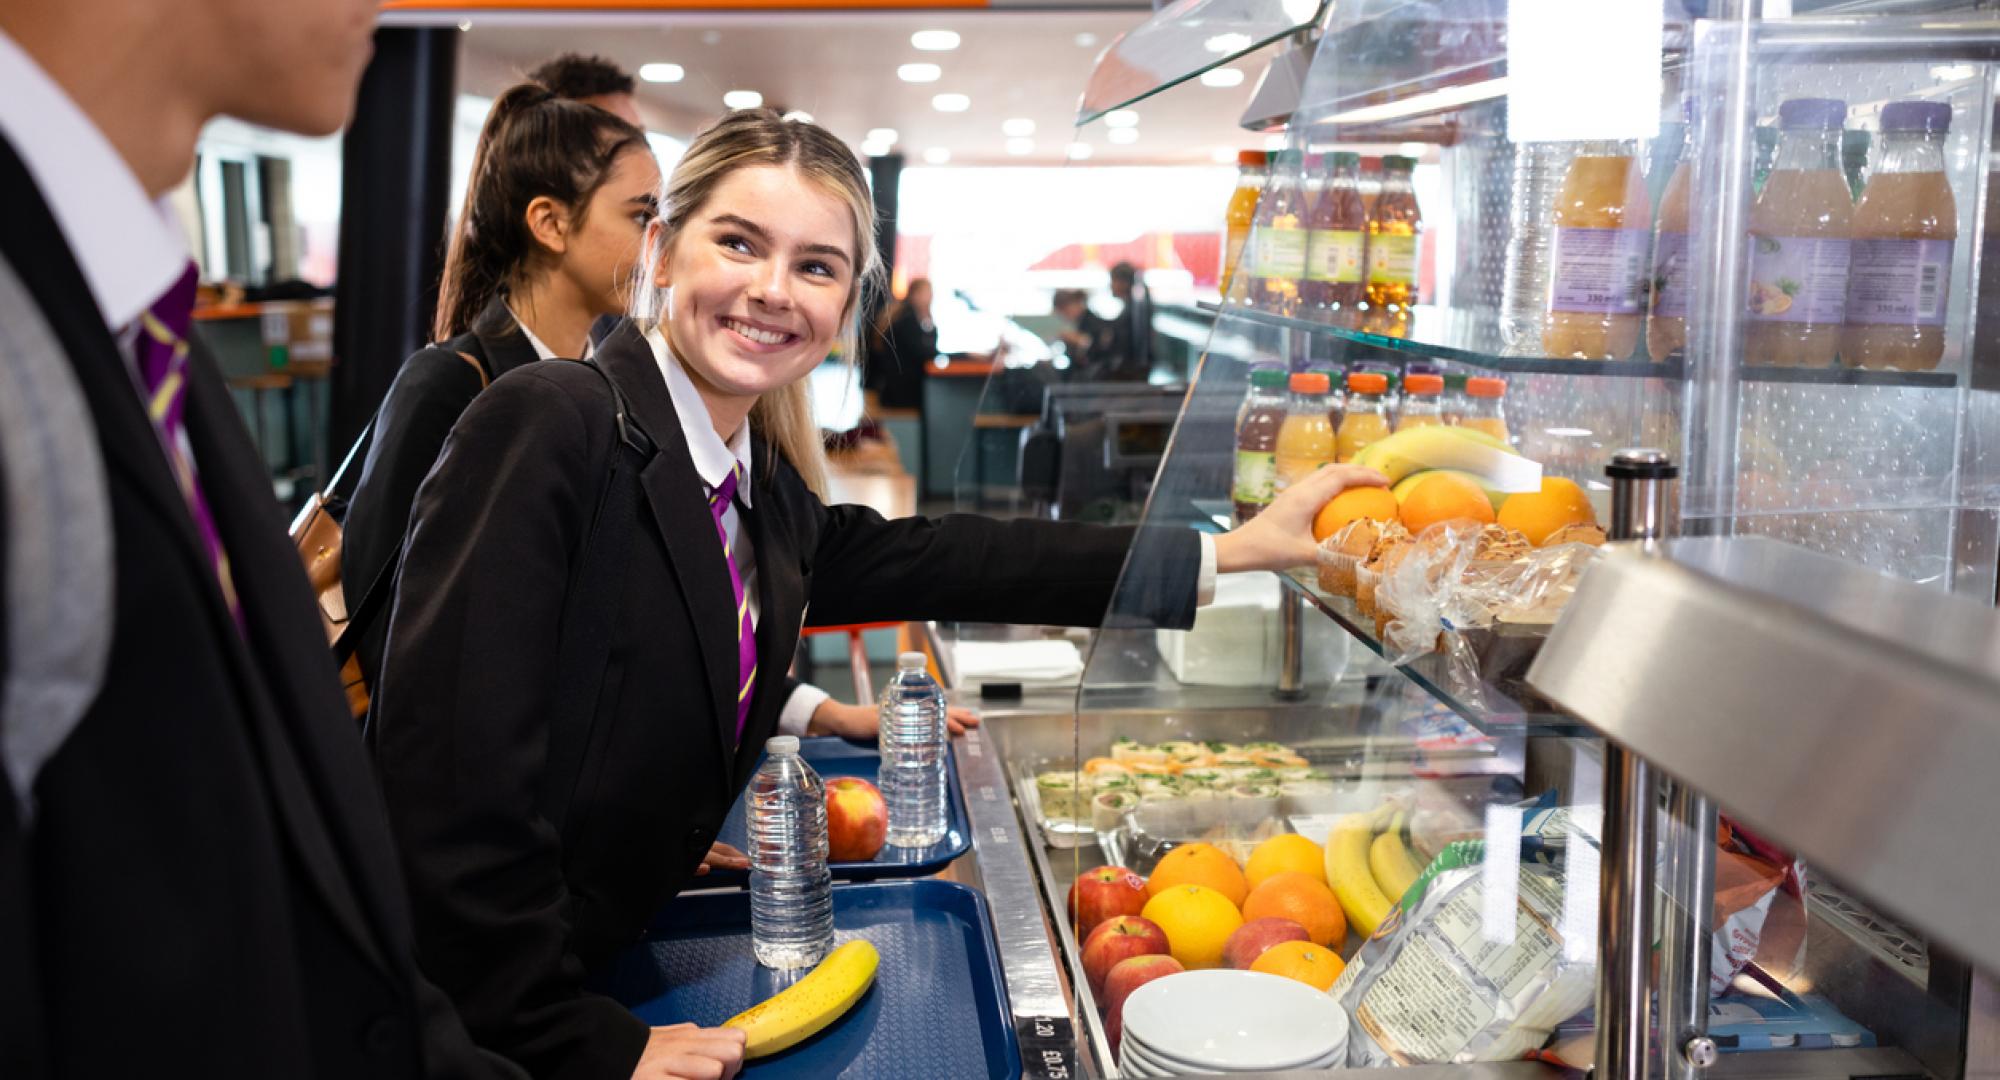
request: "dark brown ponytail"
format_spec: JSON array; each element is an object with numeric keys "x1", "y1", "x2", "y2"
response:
[{"x1": 432, "y1": 82, "x2": 649, "y2": 341}]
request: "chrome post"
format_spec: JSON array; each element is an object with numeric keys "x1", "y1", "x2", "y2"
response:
[
  {"x1": 1661, "y1": 786, "x2": 1718, "y2": 1080},
  {"x1": 1594, "y1": 450, "x2": 1679, "y2": 1079}
]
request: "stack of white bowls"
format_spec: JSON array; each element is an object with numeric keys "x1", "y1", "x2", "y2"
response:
[{"x1": 1118, "y1": 969, "x2": 1349, "y2": 1076}]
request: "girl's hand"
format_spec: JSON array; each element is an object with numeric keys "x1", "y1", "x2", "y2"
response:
[
  {"x1": 807, "y1": 700, "x2": 981, "y2": 738},
  {"x1": 1212, "y1": 464, "x2": 1389, "y2": 574},
  {"x1": 630, "y1": 1023, "x2": 745, "y2": 1080}
]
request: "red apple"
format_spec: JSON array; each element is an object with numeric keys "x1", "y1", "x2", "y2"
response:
[
  {"x1": 1102, "y1": 954, "x2": 1184, "y2": 1054},
  {"x1": 1081, "y1": 915, "x2": 1169, "y2": 996},
  {"x1": 825, "y1": 777, "x2": 887, "y2": 861},
  {"x1": 1223, "y1": 917, "x2": 1311, "y2": 970},
  {"x1": 1067, "y1": 865, "x2": 1148, "y2": 936}
]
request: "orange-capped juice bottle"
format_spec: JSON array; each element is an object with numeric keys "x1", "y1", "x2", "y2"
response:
[
  {"x1": 1273, "y1": 371, "x2": 1336, "y2": 494},
  {"x1": 1396, "y1": 373, "x2": 1444, "y2": 430},
  {"x1": 1336, "y1": 372, "x2": 1391, "y2": 463},
  {"x1": 1221, "y1": 151, "x2": 1268, "y2": 299},
  {"x1": 1544, "y1": 140, "x2": 1651, "y2": 360},
  {"x1": 1747, "y1": 98, "x2": 1852, "y2": 368},
  {"x1": 1458, "y1": 377, "x2": 1511, "y2": 444}
]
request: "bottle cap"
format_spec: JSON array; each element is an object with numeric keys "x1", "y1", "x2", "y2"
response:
[
  {"x1": 1347, "y1": 371, "x2": 1388, "y2": 394},
  {"x1": 1330, "y1": 151, "x2": 1361, "y2": 169},
  {"x1": 1288, "y1": 371, "x2": 1330, "y2": 394},
  {"x1": 898, "y1": 651, "x2": 928, "y2": 670},
  {"x1": 1250, "y1": 367, "x2": 1289, "y2": 389},
  {"x1": 1238, "y1": 149, "x2": 1268, "y2": 167},
  {"x1": 1404, "y1": 373, "x2": 1443, "y2": 394},
  {"x1": 1465, "y1": 376, "x2": 1506, "y2": 397},
  {"x1": 1777, "y1": 97, "x2": 1846, "y2": 130},
  {"x1": 766, "y1": 735, "x2": 800, "y2": 756},
  {"x1": 1382, "y1": 154, "x2": 1417, "y2": 171},
  {"x1": 1880, "y1": 100, "x2": 1952, "y2": 134}
]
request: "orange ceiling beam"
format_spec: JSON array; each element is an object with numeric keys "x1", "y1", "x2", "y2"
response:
[{"x1": 382, "y1": 0, "x2": 990, "y2": 10}]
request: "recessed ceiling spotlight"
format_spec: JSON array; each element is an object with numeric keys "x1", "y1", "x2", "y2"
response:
[
  {"x1": 898, "y1": 63, "x2": 942, "y2": 83},
  {"x1": 1067, "y1": 143, "x2": 1093, "y2": 161},
  {"x1": 782, "y1": 110, "x2": 815, "y2": 124},
  {"x1": 1204, "y1": 33, "x2": 1252, "y2": 54},
  {"x1": 932, "y1": 93, "x2": 970, "y2": 113},
  {"x1": 866, "y1": 128, "x2": 899, "y2": 145},
  {"x1": 911, "y1": 30, "x2": 961, "y2": 51},
  {"x1": 723, "y1": 90, "x2": 763, "y2": 110},
  {"x1": 639, "y1": 63, "x2": 684, "y2": 84},
  {"x1": 1200, "y1": 67, "x2": 1245, "y2": 88},
  {"x1": 1075, "y1": 32, "x2": 1099, "y2": 48},
  {"x1": 1104, "y1": 109, "x2": 1139, "y2": 128},
  {"x1": 1002, "y1": 118, "x2": 1036, "y2": 137},
  {"x1": 861, "y1": 142, "x2": 892, "y2": 158},
  {"x1": 1108, "y1": 127, "x2": 1139, "y2": 145},
  {"x1": 924, "y1": 147, "x2": 951, "y2": 165},
  {"x1": 457, "y1": 19, "x2": 472, "y2": 32},
  {"x1": 1006, "y1": 138, "x2": 1034, "y2": 156}
]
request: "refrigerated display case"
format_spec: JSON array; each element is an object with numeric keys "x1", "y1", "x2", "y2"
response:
[{"x1": 948, "y1": 1, "x2": 2000, "y2": 1076}]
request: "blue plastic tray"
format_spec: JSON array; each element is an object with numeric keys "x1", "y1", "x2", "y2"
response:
[
  {"x1": 707, "y1": 736, "x2": 970, "y2": 886},
  {"x1": 595, "y1": 879, "x2": 1022, "y2": 1080}
]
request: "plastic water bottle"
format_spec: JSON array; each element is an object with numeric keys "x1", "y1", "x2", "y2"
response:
[
  {"x1": 748, "y1": 736, "x2": 833, "y2": 970},
  {"x1": 879, "y1": 652, "x2": 948, "y2": 848},
  {"x1": 1498, "y1": 141, "x2": 1577, "y2": 354}
]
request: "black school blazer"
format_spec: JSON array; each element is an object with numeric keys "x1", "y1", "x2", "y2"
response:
[{"x1": 370, "y1": 321, "x2": 1200, "y2": 1080}]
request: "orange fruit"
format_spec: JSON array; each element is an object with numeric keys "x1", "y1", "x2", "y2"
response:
[
  {"x1": 1244, "y1": 834, "x2": 1326, "y2": 890},
  {"x1": 1240, "y1": 871, "x2": 1346, "y2": 949},
  {"x1": 1249, "y1": 939, "x2": 1347, "y2": 991},
  {"x1": 1146, "y1": 842, "x2": 1249, "y2": 908},
  {"x1": 1398, "y1": 471, "x2": 1496, "y2": 533},
  {"x1": 1312, "y1": 486, "x2": 1400, "y2": 542},
  {"x1": 1142, "y1": 884, "x2": 1245, "y2": 970},
  {"x1": 1496, "y1": 476, "x2": 1597, "y2": 546}
]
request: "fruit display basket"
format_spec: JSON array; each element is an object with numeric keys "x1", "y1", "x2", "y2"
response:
[
  {"x1": 704, "y1": 736, "x2": 971, "y2": 887},
  {"x1": 595, "y1": 879, "x2": 1021, "y2": 1080}
]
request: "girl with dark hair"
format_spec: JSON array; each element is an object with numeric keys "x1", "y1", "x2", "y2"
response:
[{"x1": 341, "y1": 81, "x2": 657, "y2": 688}]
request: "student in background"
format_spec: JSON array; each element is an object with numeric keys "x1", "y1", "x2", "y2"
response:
[
  {"x1": 1082, "y1": 261, "x2": 1154, "y2": 383},
  {"x1": 0, "y1": 0, "x2": 524, "y2": 1076},
  {"x1": 865, "y1": 276, "x2": 938, "y2": 410},
  {"x1": 1051, "y1": 286, "x2": 1111, "y2": 370},
  {"x1": 528, "y1": 52, "x2": 643, "y2": 128}
]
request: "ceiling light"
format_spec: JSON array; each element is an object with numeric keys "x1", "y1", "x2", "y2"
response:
[
  {"x1": 1398, "y1": 142, "x2": 1428, "y2": 158},
  {"x1": 911, "y1": 29, "x2": 960, "y2": 51},
  {"x1": 866, "y1": 128, "x2": 899, "y2": 145},
  {"x1": 1104, "y1": 109, "x2": 1139, "y2": 128},
  {"x1": 1204, "y1": 33, "x2": 1253, "y2": 54},
  {"x1": 1067, "y1": 143, "x2": 1092, "y2": 161},
  {"x1": 723, "y1": 90, "x2": 763, "y2": 110},
  {"x1": 932, "y1": 93, "x2": 970, "y2": 113},
  {"x1": 639, "y1": 63, "x2": 684, "y2": 84},
  {"x1": 1107, "y1": 127, "x2": 1139, "y2": 145},
  {"x1": 457, "y1": 19, "x2": 472, "y2": 32},
  {"x1": 1325, "y1": 76, "x2": 1509, "y2": 125},
  {"x1": 1007, "y1": 138, "x2": 1034, "y2": 156},
  {"x1": 1211, "y1": 146, "x2": 1239, "y2": 163},
  {"x1": 923, "y1": 147, "x2": 951, "y2": 165},
  {"x1": 1200, "y1": 67, "x2": 1246, "y2": 88},
  {"x1": 898, "y1": 63, "x2": 942, "y2": 83},
  {"x1": 1002, "y1": 118, "x2": 1036, "y2": 137},
  {"x1": 782, "y1": 110, "x2": 815, "y2": 124},
  {"x1": 861, "y1": 142, "x2": 892, "y2": 158},
  {"x1": 1075, "y1": 32, "x2": 1099, "y2": 48},
  {"x1": 1281, "y1": 0, "x2": 1320, "y2": 24}
]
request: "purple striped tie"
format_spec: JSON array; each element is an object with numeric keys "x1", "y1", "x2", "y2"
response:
[
  {"x1": 709, "y1": 465, "x2": 755, "y2": 741},
  {"x1": 134, "y1": 263, "x2": 243, "y2": 630}
]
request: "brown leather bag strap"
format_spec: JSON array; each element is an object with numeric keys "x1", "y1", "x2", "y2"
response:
[{"x1": 455, "y1": 349, "x2": 491, "y2": 389}]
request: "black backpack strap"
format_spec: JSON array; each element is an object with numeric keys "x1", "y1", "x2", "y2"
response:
[{"x1": 541, "y1": 357, "x2": 655, "y2": 839}]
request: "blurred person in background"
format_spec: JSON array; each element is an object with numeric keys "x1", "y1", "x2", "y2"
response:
[
  {"x1": 528, "y1": 52, "x2": 642, "y2": 128},
  {"x1": 0, "y1": 0, "x2": 524, "y2": 1077},
  {"x1": 1086, "y1": 261, "x2": 1154, "y2": 383},
  {"x1": 864, "y1": 276, "x2": 937, "y2": 410},
  {"x1": 1050, "y1": 286, "x2": 1110, "y2": 370}
]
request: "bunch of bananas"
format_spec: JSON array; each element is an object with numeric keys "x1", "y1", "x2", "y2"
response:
[
  {"x1": 1349, "y1": 423, "x2": 1542, "y2": 504},
  {"x1": 1324, "y1": 804, "x2": 1427, "y2": 939},
  {"x1": 724, "y1": 939, "x2": 880, "y2": 1058}
]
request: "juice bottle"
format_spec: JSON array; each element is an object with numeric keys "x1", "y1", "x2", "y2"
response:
[
  {"x1": 1336, "y1": 371, "x2": 1391, "y2": 463},
  {"x1": 1543, "y1": 140, "x2": 1651, "y2": 360},
  {"x1": 1251, "y1": 151, "x2": 1310, "y2": 316},
  {"x1": 1844, "y1": 101, "x2": 1956, "y2": 371},
  {"x1": 1302, "y1": 152, "x2": 1368, "y2": 327},
  {"x1": 1273, "y1": 371, "x2": 1336, "y2": 495},
  {"x1": 1365, "y1": 156, "x2": 1422, "y2": 334},
  {"x1": 1648, "y1": 104, "x2": 1694, "y2": 361},
  {"x1": 1747, "y1": 98, "x2": 1852, "y2": 368},
  {"x1": 1396, "y1": 373, "x2": 1444, "y2": 431},
  {"x1": 1458, "y1": 377, "x2": 1511, "y2": 445},
  {"x1": 1221, "y1": 151, "x2": 1268, "y2": 299},
  {"x1": 1231, "y1": 367, "x2": 1289, "y2": 522}
]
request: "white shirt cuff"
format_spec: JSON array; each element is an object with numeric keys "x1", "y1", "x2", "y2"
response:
[
  {"x1": 1196, "y1": 533, "x2": 1218, "y2": 608},
  {"x1": 779, "y1": 683, "x2": 833, "y2": 736}
]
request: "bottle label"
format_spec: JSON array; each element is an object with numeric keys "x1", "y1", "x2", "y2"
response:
[
  {"x1": 1305, "y1": 229, "x2": 1366, "y2": 283},
  {"x1": 1846, "y1": 238, "x2": 1953, "y2": 326},
  {"x1": 1549, "y1": 226, "x2": 1650, "y2": 315},
  {"x1": 1232, "y1": 450, "x2": 1276, "y2": 504},
  {"x1": 1747, "y1": 235, "x2": 1851, "y2": 324},
  {"x1": 1254, "y1": 226, "x2": 1309, "y2": 279},
  {"x1": 1367, "y1": 234, "x2": 1418, "y2": 287},
  {"x1": 1651, "y1": 231, "x2": 1690, "y2": 319}
]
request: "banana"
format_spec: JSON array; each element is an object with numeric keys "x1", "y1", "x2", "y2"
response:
[
  {"x1": 725, "y1": 939, "x2": 880, "y2": 1058},
  {"x1": 1351, "y1": 424, "x2": 1542, "y2": 494},
  {"x1": 1368, "y1": 824, "x2": 1424, "y2": 908},
  {"x1": 1325, "y1": 811, "x2": 1395, "y2": 938}
]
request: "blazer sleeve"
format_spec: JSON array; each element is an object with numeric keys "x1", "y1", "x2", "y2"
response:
[
  {"x1": 799, "y1": 502, "x2": 1201, "y2": 632},
  {"x1": 341, "y1": 349, "x2": 489, "y2": 684},
  {"x1": 370, "y1": 367, "x2": 648, "y2": 1080}
]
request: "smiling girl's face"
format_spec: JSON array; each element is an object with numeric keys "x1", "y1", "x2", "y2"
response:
[{"x1": 653, "y1": 164, "x2": 858, "y2": 406}]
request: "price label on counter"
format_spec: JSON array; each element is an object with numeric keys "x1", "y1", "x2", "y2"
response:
[{"x1": 1016, "y1": 1015, "x2": 1078, "y2": 1079}]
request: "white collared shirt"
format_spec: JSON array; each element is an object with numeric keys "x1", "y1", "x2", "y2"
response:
[
  {"x1": 508, "y1": 304, "x2": 596, "y2": 362},
  {"x1": 644, "y1": 326, "x2": 828, "y2": 733}
]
